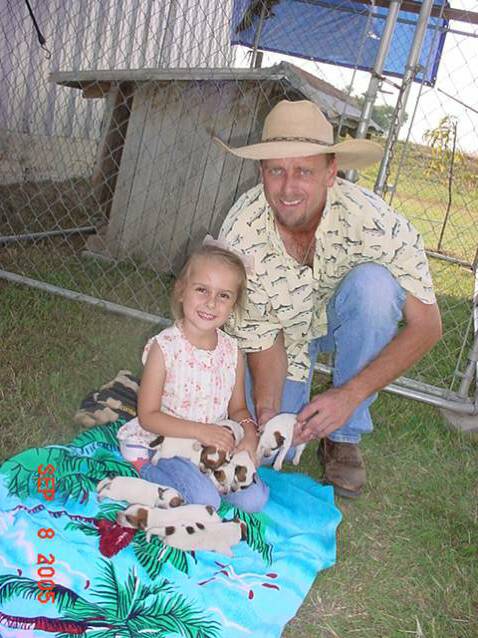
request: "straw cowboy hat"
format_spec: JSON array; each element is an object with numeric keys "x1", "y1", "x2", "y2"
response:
[{"x1": 214, "y1": 100, "x2": 383, "y2": 170}]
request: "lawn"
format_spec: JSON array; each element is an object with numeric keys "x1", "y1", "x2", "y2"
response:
[
  {"x1": 1, "y1": 279, "x2": 477, "y2": 638},
  {"x1": 1, "y1": 139, "x2": 477, "y2": 636}
]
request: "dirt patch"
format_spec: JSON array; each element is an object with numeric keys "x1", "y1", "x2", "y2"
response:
[{"x1": 0, "y1": 179, "x2": 104, "y2": 236}]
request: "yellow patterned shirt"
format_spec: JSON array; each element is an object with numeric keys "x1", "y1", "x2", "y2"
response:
[{"x1": 219, "y1": 178, "x2": 436, "y2": 383}]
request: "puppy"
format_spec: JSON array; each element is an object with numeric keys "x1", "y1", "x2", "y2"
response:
[
  {"x1": 96, "y1": 476, "x2": 184, "y2": 508},
  {"x1": 161, "y1": 519, "x2": 247, "y2": 556},
  {"x1": 149, "y1": 435, "x2": 203, "y2": 466},
  {"x1": 211, "y1": 450, "x2": 256, "y2": 494},
  {"x1": 149, "y1": 419, "x2": 244, "y2": 471},
  {"x1": 117, "y1": 503, "x2": 220, "y2": 530},
  {"x1": 257, "y1": 413, "x2": 306, "y2": 471}
]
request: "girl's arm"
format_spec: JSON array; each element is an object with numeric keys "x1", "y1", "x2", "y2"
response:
[
  {"x1": 138, "y1": 341, "x2": 234, "y2": 451},
  {"x1": 228, "y1": 351, "x2": 259, "y2": 460}
]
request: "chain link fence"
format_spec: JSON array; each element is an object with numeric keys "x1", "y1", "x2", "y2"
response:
[{"x1": 1, "y1": 0, "x2": 477, "y2": 425}]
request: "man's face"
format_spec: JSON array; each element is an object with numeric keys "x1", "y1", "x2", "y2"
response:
[{"x1": 260, "y1": 154, "x2": 337, "y2": 233}]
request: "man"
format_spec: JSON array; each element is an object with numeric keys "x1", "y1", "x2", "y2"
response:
[{"x1": 215, "y1": 100, "x2": 442, "y2": 498}]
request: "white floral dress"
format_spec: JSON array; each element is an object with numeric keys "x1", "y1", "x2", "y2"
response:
[{"x1": 117, "y1": 324, "x2": 238, "y2": 461}]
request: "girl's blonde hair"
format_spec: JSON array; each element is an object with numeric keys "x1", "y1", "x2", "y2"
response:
[{"x1": 171, "y1": 244, "x2": 248, "y2": 324}]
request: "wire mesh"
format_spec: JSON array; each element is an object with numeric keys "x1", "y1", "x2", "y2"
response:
[{"x1": 1, "y1": 0, "x2": 477, "y2": 414}]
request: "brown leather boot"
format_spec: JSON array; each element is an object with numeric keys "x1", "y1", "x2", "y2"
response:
[{"x1": 317, "y1": 439, "x2": 366, "y2": 498}]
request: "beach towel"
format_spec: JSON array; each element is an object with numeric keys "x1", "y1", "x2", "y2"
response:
[{"x1": 0, "y1": 420, "x2": 342, "y2": 637}]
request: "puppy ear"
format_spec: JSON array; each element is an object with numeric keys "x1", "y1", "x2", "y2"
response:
[
  {"x1": 125, "y1": 514, "x2": 139, "y2": 528},
  {"x1": 273, "y1": 431, "x2": 286, "y2": 448},
  {"x1": 137, "y1": 508, "x2": 148, "y2": 530},
  {"x1": 234, "y1": 465, "x2": 247, "y2": 482}
]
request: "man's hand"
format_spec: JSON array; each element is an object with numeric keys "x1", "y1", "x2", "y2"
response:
[{"x1": 295, "y1": 387, "x2": 361, "y2": 443}]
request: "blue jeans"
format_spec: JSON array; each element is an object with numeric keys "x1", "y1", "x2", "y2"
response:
[
  {"x1": 246, "y1": 263, "x2": 406, "y2": 445},
  {"x1": 140, "y1": 456, "x2": 269, "y2": 513}
]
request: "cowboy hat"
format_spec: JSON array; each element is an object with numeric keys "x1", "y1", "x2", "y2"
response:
[{"x1": 214, "y1": 100, "x2": 383, "y2": 169}]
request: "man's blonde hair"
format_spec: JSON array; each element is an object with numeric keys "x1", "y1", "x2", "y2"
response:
[{"x1": 171, "y1": 244, "x2": 248, "y2": 324}]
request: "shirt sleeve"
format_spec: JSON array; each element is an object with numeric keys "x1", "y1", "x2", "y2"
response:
[
  {"x1": 230, "y1": 275, "x2": 282, "y2": 353},
  {"x1": 380, "y1": 213, "x2": 436, "y2": 305}
]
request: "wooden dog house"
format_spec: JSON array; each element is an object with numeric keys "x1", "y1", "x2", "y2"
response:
[{"x1": 51, "y1": 63, "x2": 381, "y2": 272}]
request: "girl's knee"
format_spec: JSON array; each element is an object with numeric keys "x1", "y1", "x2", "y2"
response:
[
  {"x1": 140, "y1": 458, "x2": 221, "y2": 508},
  {"x1": 225, "y1": 481, "x2": 270, "y2": 513}
]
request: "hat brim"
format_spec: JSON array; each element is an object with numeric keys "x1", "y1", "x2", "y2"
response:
[{"x1": 213, "y1": 137, "x2": 383, "y2": 170}]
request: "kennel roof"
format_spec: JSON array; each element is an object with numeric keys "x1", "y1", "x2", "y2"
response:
[{"x1": 50, "y1": 61, "x2": 383, "y2": 136}]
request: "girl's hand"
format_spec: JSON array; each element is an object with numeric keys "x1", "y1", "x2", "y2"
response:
[
  {"x1": 197, "y1": 424, "x2": 235, "y2": 453},
  {"x1": 235, "y1": 431, "x2": 259, "y2": 466}
]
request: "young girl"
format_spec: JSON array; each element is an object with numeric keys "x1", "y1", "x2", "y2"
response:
[{"x1": 119, "y1": 242, "x2": 268, "y2": 513}]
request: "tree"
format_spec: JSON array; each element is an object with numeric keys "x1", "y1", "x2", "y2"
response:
[{"x1": 344, "y1": 86, "x2": 408, "y2": 135}]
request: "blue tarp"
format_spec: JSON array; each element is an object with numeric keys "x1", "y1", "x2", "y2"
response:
[{"x1": 231, "y1": 0, "x2": 448, "y2": 86}]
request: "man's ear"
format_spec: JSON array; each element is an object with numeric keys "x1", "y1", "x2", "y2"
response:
[
  {"x1": 327, "y1": 157, "x2": 338, "y2": 187},
  {"x1": 258, "y1": 160, "x2": 264, "y2": 183}
]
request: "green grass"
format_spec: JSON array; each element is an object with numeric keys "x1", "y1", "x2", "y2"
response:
[
  {"x1": 1, "y1": 140, "x2": 477, "y2": 636},
  {"x1": 1, "y1": 280, "x2": 477, "y2": 638}
]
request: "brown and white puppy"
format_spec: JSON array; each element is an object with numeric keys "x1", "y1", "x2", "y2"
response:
[
  {"x1": 161, "y1": 519, "x2": 247, "y2": 556},
  {"x1": 257, "y1": 413, "x2": 306, "y2": 471},
  {"x1": 96, "y1": 476, "x2": 184, "y2": 508},
  {"x1": 211, "y1": 450, "x2": 256, "y2": 494},
  {"x1": 116, "y1": 503, "x2": 220, "y2": 530},
  {"x1": 149, "y1": 419, "x2": 245, "y2": 471},
  {"x1": 149, "y1": 435, "x2": 203, "y2": 466}
]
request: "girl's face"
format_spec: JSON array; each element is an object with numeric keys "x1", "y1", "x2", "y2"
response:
[{"x1": 179, "y1": 257, "x2": 240, "y2": 335}]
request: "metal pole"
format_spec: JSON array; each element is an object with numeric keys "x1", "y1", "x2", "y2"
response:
[
  {"x1": 345, "y1": 0, "x2": 401, "y2": 182},
  {"x1": 2, "y1": 267, "x2": 475, "y2": 416},
  {"x1": 314, "y1": 362, "x2": 477, "y2": 415},
  {"x1": 250, "y1": 3, "x2": 268, "y2": 69},
  {"x1": 0, "y1": 226, "x2": 96, "y2": 245},
  {"x1": 374, "y1": 0, "x2": 435, "y2": 195},
  {"x1": 0, "y1": 269, "x2": 171, "y2": 326}
]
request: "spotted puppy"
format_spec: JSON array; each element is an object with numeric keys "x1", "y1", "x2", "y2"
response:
[
  {"x1": 96, "y1": 476, "x2": 184, "y2": 509},
  {"x1": 257, "y1": 413, "x2": 306, "y2": 471},
  {"x1": 117, "y1": 503, "x2": 220, "y2": 531},
  {"x1": 149, "y1": 435, "x2": 203, "y2": 466},
  {"x1": 160, "y1": 519, "x2": 247, "y2": 556},
  {"x1": 211, "y1": 450, "x2": 256, "y2": 495},
  {"x1": 149, "y1": 418, "x2": 245, "y2": 471}
]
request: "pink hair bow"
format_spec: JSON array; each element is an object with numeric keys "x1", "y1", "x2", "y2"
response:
[{"x1": 202, "y1": 234, "x2": 254, "y2": 275}]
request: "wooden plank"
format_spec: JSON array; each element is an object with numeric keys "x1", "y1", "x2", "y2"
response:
[
  {"x1": 170, "y1": 81, "x2": 240, "y2": 264},
  {"x1": 117, "y1": 82, "x2": 172, "y2": 260},
  {"x1": 206, "y1": 81, "x2": 264, "y2": 239},
  {"x1": 135, "y1": 82, "x2": 185, "y2": 271},
  {"x1": 148, "y1": 80, "x2": 212, "y2": 270},
  {"x1": 105, "y1": 83, "x2": 153, "y2": 257},
  {"x1": 49, "y1": 67, "x2": 289, "y2": 89},
  {"x1": 191, "y1": 82, "x2": 258, "y2": 242},
  {"x1": 91, "y1": 84, "x2": 133, "y2": 220}
]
